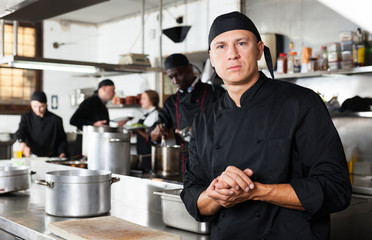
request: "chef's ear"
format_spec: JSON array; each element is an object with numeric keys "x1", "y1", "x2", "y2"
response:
[{"x1": 257, "y1": 41, "x2": 264, "y2": 61}]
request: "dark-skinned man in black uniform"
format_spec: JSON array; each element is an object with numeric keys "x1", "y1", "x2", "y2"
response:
[
  {"x1": 181, "y1": 11, "x2": 351, "y2": 239},
  {"x1": 150, "y1": 53, "x2": 225, "y2": 175}
]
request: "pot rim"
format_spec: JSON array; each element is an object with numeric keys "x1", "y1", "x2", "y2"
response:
[
  {"x1": 153, "y1": 145, "x2": 181, "y2": 149},
  {"x1": 45, "y1": 169, "x2": 112, "y2": 183},
  {"x1": 0, "y1": 166, "x2": 29, "y2": 177}
]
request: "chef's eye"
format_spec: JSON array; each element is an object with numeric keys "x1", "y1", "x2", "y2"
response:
[
  {"x1": 216, "y1": 44, "x2": 225, "y2": 49},
  {"x1": 238, "y1": 41, "x2": 246, "y2": 46}
]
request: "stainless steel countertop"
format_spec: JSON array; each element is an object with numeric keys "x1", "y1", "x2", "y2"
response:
[
  {"x1": 0, "y1": 160, "x2": 210, "y2": 240},
  {"x1": 2, "y1": 159, "x2": 372, "y2": 240}
]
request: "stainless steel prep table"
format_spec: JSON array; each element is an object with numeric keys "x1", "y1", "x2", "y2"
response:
[
  {"x1": 0, "y1": 160, "x2": 209, "y2": 240},
  {"x1": 1, "y1": 160, "x2": 372, "y2": 240}
]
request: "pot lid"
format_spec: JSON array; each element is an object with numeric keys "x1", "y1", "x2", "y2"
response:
[
  {"x1": 0, "y1": 166, "x2": 29, "y2": 177},
  {"x1": 45, "y1": 169, "x2": 111, "y2": 184}
]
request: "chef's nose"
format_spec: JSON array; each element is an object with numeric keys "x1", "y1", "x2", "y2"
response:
[{"x1": 227, "y1": 45, "x2": 239, "y2": 60}]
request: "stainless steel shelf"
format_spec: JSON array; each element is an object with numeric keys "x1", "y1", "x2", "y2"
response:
[{"x1": 275, "y1": 66, "x2": 372, "y2": 80}]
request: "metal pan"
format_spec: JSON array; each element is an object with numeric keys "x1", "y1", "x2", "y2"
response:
[{"x1": 0, "y1": 166, "x2": 35, "y2": 194}]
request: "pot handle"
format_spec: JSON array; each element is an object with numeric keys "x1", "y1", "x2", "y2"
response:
[
  {"x1": 75, "y1": 129, "x2": 83, "y2": 135},
  {"x1": 34, "y1": 179, "x2": 54, "y2": 188},
  {"x1": 107, "y1": 138, "x2": 128, "y2": 142},
  {"x1": 30, "y1": 171, "x2": 36, "y2": 175},
  {"x1": 110, "y1": 177, "x2": 120, "y2": 185}
]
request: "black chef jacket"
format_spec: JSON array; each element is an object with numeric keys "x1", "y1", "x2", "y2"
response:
[
  {"x1": 153, "y1": 80, "x2": 225, "y2": 173},
  {"x1": 181, "y1": 72, "x2": 351, "y2": 240},
  {"x1": 70, "y1": 95, "x2": 110, "y2": 156},
  {"x1": 14, "y1": 110, "x2": 67, "y2": 157}
]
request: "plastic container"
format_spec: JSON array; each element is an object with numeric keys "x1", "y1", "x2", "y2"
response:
[
  {"x1": 276, "y1": 53, "x2": 287, "y2": 74},
  {"x1": 12, "y1": 140, "x2": 22, "y2": 158}
]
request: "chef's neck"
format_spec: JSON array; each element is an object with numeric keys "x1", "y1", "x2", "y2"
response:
[{"x1": 225, "y1": 71, "x2": 260, "y2": 107}]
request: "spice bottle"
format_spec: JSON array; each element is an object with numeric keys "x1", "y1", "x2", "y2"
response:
[{"x1": 276, "y1": 53, "x2": 287, "y2": 74}]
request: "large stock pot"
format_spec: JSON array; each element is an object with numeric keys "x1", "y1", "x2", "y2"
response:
[
  {"x1": 152, "y1": 145, "x2": 185, "y2": 177},
  {"x1": 84, "y1": 126, "x2": 131, "y2": 175},
  {"x1": 36, "y1": 169, "x2": 119, "y2": 217},
  {"x1": 0, "y1": 166, "x2": 34, "y2": 194}
]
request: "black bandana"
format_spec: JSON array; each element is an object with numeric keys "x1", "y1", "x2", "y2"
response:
[
  {"x1": 31, "y1": 91, "x2": 47, "y2": 103},
  {"x1": 208, "y1": 11, "x2": 274, "y2": 80},
  {"x1": 98, "y1": 79, "x2": 114, "y2": 89},
  {"x1": 164, "y1": 53, "x2": 189, "y2": 70}
]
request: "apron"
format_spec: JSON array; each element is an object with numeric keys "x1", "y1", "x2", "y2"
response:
[{"x1": 175, "y1": 84, "x2": 208, "y2": 175}]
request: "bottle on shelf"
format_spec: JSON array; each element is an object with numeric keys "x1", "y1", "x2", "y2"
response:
[
  {"x1": 352, "y1": 28, "x2": 365, "y2": 67},
  {"x1": 276, "y1": 53, "x2": 287, "y2": 74},
  {"x1": 320, "y1": 46, "x2": 328, "y2": 71}
]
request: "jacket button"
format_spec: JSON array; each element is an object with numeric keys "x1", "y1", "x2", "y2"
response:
[
  {"x1": 215, "y1": 144, "x2": 221, "y2": 150},
  {"x1": 256, "y1": 139, "x2": 263, "y2": 144},
  {"x1": 255, "y1": 212, "x2": 261, "y2": 217}
]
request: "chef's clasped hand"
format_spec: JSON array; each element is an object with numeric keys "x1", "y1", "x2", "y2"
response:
[{"x1": 207, "y1": 166, "x2": 256, "y2": 208}]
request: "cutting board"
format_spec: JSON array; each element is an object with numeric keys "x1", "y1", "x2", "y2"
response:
[{"x1": 47, "y1": 216, "x2": 181, "y2": 240}]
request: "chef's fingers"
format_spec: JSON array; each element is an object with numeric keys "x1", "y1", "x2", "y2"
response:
[
  {"x1": 244, "y1": 168, "x2": 254, "y2": 176},
  {"x1": 220, "y1": 166, "x2": 254, "y2": 192}
]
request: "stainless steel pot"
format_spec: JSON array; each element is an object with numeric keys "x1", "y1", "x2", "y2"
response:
[
  {"x1": 36, "y1": 169, "x2": 119, "y2": 217},
  {"x1": 0, "y1": 166, "x2": 34, "y2": 194},
  {"x1": 86, "y1": 126, "x2": 131, "y2": 175},
  {"x1": 152, "y1": 145, "x2": 183, "y2": 177}
]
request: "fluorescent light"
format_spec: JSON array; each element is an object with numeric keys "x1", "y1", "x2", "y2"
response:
[{"x1": 9, "y1": 60, "x2": 98, "y2": 73}]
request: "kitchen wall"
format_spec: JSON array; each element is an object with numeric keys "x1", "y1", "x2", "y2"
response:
[{"x1": 1, "y1": 0, "x2": 371, "y2": 135}]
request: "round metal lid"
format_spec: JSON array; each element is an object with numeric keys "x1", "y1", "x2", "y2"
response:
[
  {"x1": 45, "y1": 169, "x2": 112, "y2": 183},
  {"x1": 0, "y1": 166, "x2": 29, "y2": 177}
]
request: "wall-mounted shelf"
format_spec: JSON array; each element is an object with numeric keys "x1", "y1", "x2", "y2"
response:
[{"x1": 275, "y1": 66, "x2": 372, "y2": 80}]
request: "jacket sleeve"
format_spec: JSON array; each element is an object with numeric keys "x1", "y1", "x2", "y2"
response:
[
  {"x1": 147, "y1": 98, "x2": 174, "y2": 145},
  {"x1": 70, "y1": 101, "x2": 95, "y2": 129},
  {"x1": 290, "y1": 91, "x2": 352, "y2": 217},
  {"x1": 14, "y1": 114, "x2": 28, "y2": 142},
  {"x1": 181, "y1": 113, "x2": 217, "y2": 222}
]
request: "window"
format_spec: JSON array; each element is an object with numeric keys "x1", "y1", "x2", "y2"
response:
[{"x1": 0, "y1": 22, "x2": 42, "y2": 114}]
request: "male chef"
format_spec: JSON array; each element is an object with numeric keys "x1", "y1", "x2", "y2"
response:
[
  {"x1": 15, "y1": 91, "x2": 67, "y2": 157},
  {"x1": 150, "y1": 53, "x2": 225, "y2": 174},
  {"x1": 70, "y1": 79, "x2": 126, "y2": 157},
  {"x1": 181, "y1": 11, "x2": 351, "y2": 239}
]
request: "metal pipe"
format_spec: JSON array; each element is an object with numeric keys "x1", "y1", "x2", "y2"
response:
[
  {"x1": 141, "y1": 0, "x2": 145, "y2": 54},
  {"x1": 0, "y1": 19, "x2": 4, "y2": 57},
  {"x1": 159, "y1": 0, "x2": 163, "y2": 67},
  {"x1": 13, "y1": 20, "x2": 18, "y2": 56}
]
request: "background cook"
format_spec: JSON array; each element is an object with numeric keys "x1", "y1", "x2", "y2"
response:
[
  {"x1": 70, "y1": 79, "x2": 126, "y2": 157},
  {"x1": 149, "y1": 53, "x2": 225, "y2": 175},
  {"x1": 14, "y1": 90, "x2": 67, "y2": 158}
]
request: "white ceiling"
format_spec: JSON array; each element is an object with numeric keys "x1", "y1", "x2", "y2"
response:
[{"x1": 52, "y1": 0, "x2": 188, "y2": 25}]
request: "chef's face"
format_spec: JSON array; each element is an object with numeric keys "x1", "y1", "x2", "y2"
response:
[
  {"x1": 101, "y1": 85, "x2": 116, "y2": 102},
  {"x1": 209, "y1": 30, "x2": 264, "y2": 87},
  {"x1": 31, "y1": 100, "x2": 47, "y2": 118},
  {"x1": 166, "y1": 65, "x2": 194, "y2": 91},
  {"x1": 140, "y1": 92, "x2": 152, "y2": 109}
]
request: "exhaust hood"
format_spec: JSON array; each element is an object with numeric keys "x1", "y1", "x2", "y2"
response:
[{"x1": 0, "y1": 0, "x2": 109, "y2": 22}]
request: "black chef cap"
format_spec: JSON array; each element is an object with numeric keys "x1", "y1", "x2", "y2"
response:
[
  {"x1": 31, "y1": 91, "x2": 47, "y2": 103},
  {"x1": 164, "y1": 53, "x2": 189, "y2": 70},
  {"x1": 208, "y1": 11, "x2": 274, "y2": 80},
  {"x1": 98, "y1": 79, "x2": 114, "y2": 89}
]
